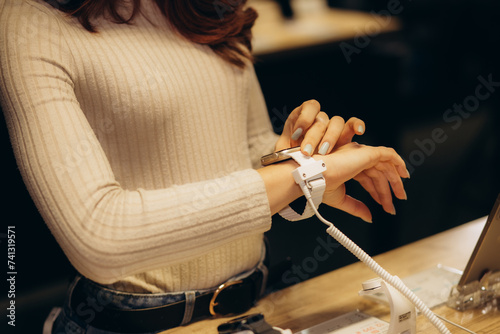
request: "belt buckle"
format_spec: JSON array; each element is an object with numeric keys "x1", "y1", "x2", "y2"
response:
[{"x1": 209, "y1": 280, "x2": 243, "y2": 316}]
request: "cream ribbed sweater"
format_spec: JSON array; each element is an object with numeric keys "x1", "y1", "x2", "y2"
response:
[{"x1": 0, "y1": 0, "x2": 279, "y2": 293}]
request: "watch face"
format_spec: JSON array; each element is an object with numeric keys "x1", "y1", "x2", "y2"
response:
[{"x1": 260, "y1": 146, "x2": 301, "y2": 166}]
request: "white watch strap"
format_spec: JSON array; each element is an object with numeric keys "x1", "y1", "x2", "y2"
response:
[{"x1": 278, "y1": 151, "x2": 326, "y2": 221}]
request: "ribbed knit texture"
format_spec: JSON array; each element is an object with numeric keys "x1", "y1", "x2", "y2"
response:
[{"x1": 0, "y1": 0, "x2": 279, "y2": 292}]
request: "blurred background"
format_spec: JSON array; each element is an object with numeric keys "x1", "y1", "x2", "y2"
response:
[
  {"x1": 1, "y1": 0, "x2": 499, "y2": 332},
  {"x1": 254, "y1": 0, "x2": 500, "y2": 289}
]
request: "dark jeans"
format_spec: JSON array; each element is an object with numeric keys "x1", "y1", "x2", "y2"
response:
[{"x1": 45, "y1": 249, "x2": 267, "y2": 334}]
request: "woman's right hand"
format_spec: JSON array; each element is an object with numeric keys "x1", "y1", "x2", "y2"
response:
[
  {"x1": 318, "y1": 142, "x2": 410, "y2": 223},
  {"x1": 274, "y1": 99, "x2": 366, "y2": 156}
]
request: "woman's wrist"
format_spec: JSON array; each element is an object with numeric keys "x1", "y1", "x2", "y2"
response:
[{"x1": 257, "y1": 159, "x2": 303, "y2": 215}]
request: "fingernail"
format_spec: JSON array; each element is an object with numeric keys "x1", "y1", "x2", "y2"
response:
[
  {"x1": 319, "y1": 142, "x2": 330, "y2": 155},
  {"x1": 406, "y1": 169, "x2": 411, "y2": 178},
  {"x1": 291, "y1": 128, "x2": 303, "y2": 141},
  {"x1": 363, "y1": 217, "x2": 373, "y2": 223},
  {"x1": 390, "y1": 204, "x2": 396, "y2": 215},
  {"x1": 358, "y1": 125, "x2": 365, "y2": 134},
  {"x1": 403, "y1": 190, "x2": 408, "y2": 200},
  {"x1": 304, "y1": 144, "x2": 313, "y2": 156}
]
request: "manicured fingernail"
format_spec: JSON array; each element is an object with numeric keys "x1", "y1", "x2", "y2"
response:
[
  {"x1": 389, "y1": 204, "x2": 396, "y2": 215},
  {"x1": 406, "y1": 169, "x2": 411, "y2": 178},
  {"x1": 291, "y1": 128, "x2": 303, "y2": 141},
  {"x1": 358, "y1": 125, "x2": 365, "y2": 134},
  {"x1": 363, "y1": 217, "x2": 373, "y2": 223},
  {"x1": 403, "y1": 190, "x2": 408, "y2": 200},
  {"x1": 304, "y1": 144, "x2": 313, "y2": 156},
  {"x1": 319, "y1": 142, "x2": 330, "y2": 155}
]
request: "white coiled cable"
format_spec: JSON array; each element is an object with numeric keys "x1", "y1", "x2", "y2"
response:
[{"x1": 299, "y1": 182, "x2": 452, "y2": 334}]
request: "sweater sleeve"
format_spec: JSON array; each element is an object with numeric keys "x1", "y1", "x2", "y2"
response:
[
  {"x1": 246, "y1": 66, "x2": 280, "y2": 169},
  {"x1": 0, "y1": 1, "x2": 272, "y2": 284}
]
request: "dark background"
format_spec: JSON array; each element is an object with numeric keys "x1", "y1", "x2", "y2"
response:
[
  {"x1": 261, "y1": 0, "x2": 500, "y2": 288},
  {"x1": 1, "y1": 0, "x2": 499, "y2": 332}
]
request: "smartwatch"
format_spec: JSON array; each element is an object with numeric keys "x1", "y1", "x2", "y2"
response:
[{"x1": 261, "y1": 147, "x2": 326, "y2": 221}]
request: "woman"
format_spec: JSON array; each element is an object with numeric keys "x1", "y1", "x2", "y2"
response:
[{"x1": 0, "y1": 0, "x2": 408, "y2": 333}]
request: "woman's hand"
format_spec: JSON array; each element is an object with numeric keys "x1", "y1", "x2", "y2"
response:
[
  {"x1": 318, "y1": 142, "x2": 410, "y2": 223},
  {"x1": 275, "y1": 99, "x2": 366, "y2": 156}
]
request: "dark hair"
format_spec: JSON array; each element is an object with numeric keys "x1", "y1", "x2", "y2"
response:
[{"x1": 45, "y1": 0, "x2": 257, "y2": 68}]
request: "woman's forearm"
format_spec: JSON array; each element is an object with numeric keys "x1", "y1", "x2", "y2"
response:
[{"x1": 257, "y1": 160, "x2": 303, "y2": 215}]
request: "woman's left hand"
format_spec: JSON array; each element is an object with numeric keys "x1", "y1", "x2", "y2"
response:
[
  {"x1": 274, "y1": 99, "x2": 366, "y2": 156},
  {"x1": 319, "y1": 142, "x2": 409, "y2": 223}
]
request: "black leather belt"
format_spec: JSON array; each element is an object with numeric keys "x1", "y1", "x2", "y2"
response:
[{"x1": 70, "y1": 268, "x2": 265, "y2": 333}]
